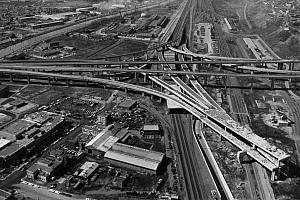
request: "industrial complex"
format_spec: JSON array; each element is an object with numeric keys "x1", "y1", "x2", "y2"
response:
[{"x1": 0, "y1": 0, "x2": 300, "y2": 199}]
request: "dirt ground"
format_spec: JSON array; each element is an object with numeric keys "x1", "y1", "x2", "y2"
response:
[{"x1": 214, "y1": 0, "x2": 300, "y2": 59}]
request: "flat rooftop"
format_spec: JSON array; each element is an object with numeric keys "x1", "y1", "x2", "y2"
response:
[
  {"x1": 1, "y1": 120, "x2": 35, "y2": 136},
  {"x1": 0, "y1": 143, "x2": 22, "y2": 158},
  {"x1": 104, "y1": 143, "x2": 165, "y2": 171},
  {"x1": 0, "y1": 139, "x2": 10, "y2": 150},
  {"x1": 118, "y1": 99, "x2": 137, "y2": 109}
]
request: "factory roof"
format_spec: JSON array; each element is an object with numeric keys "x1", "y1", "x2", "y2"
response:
[
  {"x1": 0, "y1": 143, "x2": 23, "y2": 158},
  {"x1": 143, "y1": 125, "x2": 159, "y2": 131},
  {"x1": 24, "y1": 111, "x2": 54, "y2": 124},
  {"x1": 118, "y1": 99, "x2": 137, "y2": 109},
  {"x1": 97, "y1": 136, "x2": 119, "y2": 152},
  {"x1": 85, "y1": 124, "x2": 113, "y2": 148},
  {"x1": 104, "y1": 143, "x2": 165, "y2": 171},
  {"x1": 0, "y1": 139, "x2": 10, "y2": 150},
  {"x1": 78, "y1": 161, "x2": 99, "y2": 179},
  {"x1": 1, "y1": 120, "x2": 35, "y2": 136}
]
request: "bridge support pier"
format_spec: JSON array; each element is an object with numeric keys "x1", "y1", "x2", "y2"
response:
[
  {"x1": 9, "y1": 74, "x2": 13, "y2": 82},
  {"x1": 145, "y1": 52, "x2": 149, "y2": 60},
  {"x1": 271, "y1": 78, "x2": 274, "y2": 90},
  {"x1": 66, "y1": 79, "x2": 70, "y2": 86},
  {"x1": 144, "y1": 75, "x2": 147, "y2": 83},
  {"x1": 27, "y1": 76, "x2": 30, "y2": 84},
  {"x1": 237, "y1": 150, "x2": 247, "y2": 164},
  {"x1": 271, "y1": 168, "x2": 281, "y2": 181},
  {"x1": 203, "y1": 76, "x2": 208, "y2": 86},
  {"x1": 48, "y1": 77, "x2": 51, "y2": 85},
  {"x1": 219, "y1": 64, "x2": 222, "y2": 71},
  {"x1": 289, "y1": 62, "x2": 294, "y2": 71},
  {"x1": 134, "y1": 72, "x2": 139, "y2": 84}
]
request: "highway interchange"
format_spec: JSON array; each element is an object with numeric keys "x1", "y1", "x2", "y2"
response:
[{"x1": 0, "y1": 0, "x2": 300, "y2": 199}]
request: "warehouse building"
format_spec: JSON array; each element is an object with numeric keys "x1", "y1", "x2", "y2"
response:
[
  {"x1": 104, "y1": 143, "x2": 165, "y2": 175},
  {"x1": 0, "y1": 85, "x2": 9, "y2": 98},
  {"x1": 143, "y1": 124, "x2": 161, "y2": 139},
  {"x1": 85, "y1": 124, "x2": 121, "y2": 157},
  {"x1": 77, "y1": 161, "x2": 99, "y2": 180},
  {"x1": 0, "y1": 120, "x2": 36, "y2": 141},
  {"x1": 27, "y1": 155, "x2": 64, "y2": 182},
  {"x1": 97, "y1": 113, "x2": 112, "y2": 126},
  {"x1": 118, "y1": 99, "x2": 137, "y2": 110}
]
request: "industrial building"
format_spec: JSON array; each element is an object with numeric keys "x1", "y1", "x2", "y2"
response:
[
  {"x1": 118, "y1": 99, "x2": 137, "y2": 110},
  {"x1": 97, "y1": 113, "x2": 112, "y2": 126},
  {"x1": 0, "y1": 111, "x2": 64, "y2": 167},
  {"x1": 27, "y1": 155, "x2": 64, "y2": 182},
  {"x1": 104, "y1": 143, "x2": 165, "y2": 175},
  {"x1": 29, "y1": 21, "x2": 64, "y2": 29},
  {"x1": 0, "y1": 85, "x2": 9, "y2": 98},
  {"x1": 77, "y1": 161, "x2": 99, "y2": 180},
  {"x1": 143, "y1": 124, "x2": 161, "y2": 139},
  {"x1": 0, "y1": 120, "x2": 35, "y2": 141},
  {"x1": 85, "y1": 124, "x2": 128, "y2": 157},
  {"x1": 82, "y1": 124, "x2": 104, "y2": 137}
]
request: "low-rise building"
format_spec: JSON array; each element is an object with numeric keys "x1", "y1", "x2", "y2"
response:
[
  {"x1": 82, "y1": 124, "x2": 104, "y2": 137},
  {"x1": 118, "y1": 99, "x2": 137, "y2": 110},
  {"x1": 26, "y1": 155, "x2": 64, "y2": 182},
  {"x1": 0, "y1": 85, "x2": 9, "y2": 98},
  {"x1": 77, "y1": 161, "x2": 99, "y2": 180},
  {"x1": 0, "y1": 120, "x2": 35, "y2": 141},
  {"x1": 143, "y1": 124, "x2": 161, "y2": 139},
  {"x1": 104, "y1": 143, "x2": 165, "y2": 175},
  {"x1": 97, "y1": 113, "x2": 112, "y2": 126}
]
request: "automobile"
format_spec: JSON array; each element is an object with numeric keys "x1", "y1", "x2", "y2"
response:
[
  {"x1": 54, "y1": 190, "x2": 61, "y2": 194},
  {"x1": 48, "y1": 189, "x2": 55, "y2": 193},
  {"x1": 50, "y1": 184, "x2": 57, "y2": 189}
]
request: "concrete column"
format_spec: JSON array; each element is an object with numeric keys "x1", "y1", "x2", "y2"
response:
[
  {"x1": 271, "y1": 78, "x2": 274, "y2": 90},
  {"x1": 203, "y1": 76, "x2": 208, "y2": 86},
  {"x1": 134, "y1": 72, "x2": 139, "y2": 84},
  {"x1": 144, "y1": 75, "x2": 147, "y2": 83},
  {"x1": 158, "y1": 97, "x2": 162, "y2": 103},
  {"x1": 48, "y1": 77, "x2": 51, "y2": 85},
  {"x1": 271, "y1": 168, "x2": 281, "y2": 181},
  {"x1": 27, "y1": 75, "x2": 30, "y2": 84},
  {"x1": 237, "y1": 150, "x2": 247, "y2": 164},
  {"x1": 66, "y1": 79, "x2": 70, "y2": 86},
  {"x1": 9, "y1": 74, "x2": 13, "y2": 82},
  {"x1": 151, "y1": 80, "x2": 154, "y2": 88},
  {"x1": 250, "y1": 71, "x2": 254, "y2": 91},
  {"x1": 217, "y1": 134, "x2": 222, "y2": 142},
  {"x1": 125, "y1": 88, "x2": 128, "y2": 93},
  {"x1": 145, "y1": 52, "x2": 149, "y2": 60},
  {"x1": 219, "y1": 64, "x2": 222, "y2": 71}
]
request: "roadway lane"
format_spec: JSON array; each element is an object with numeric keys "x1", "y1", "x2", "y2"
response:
[
  {"x1": 171, "y1": 114, "x2": 215, "y2": 200},
  {"x1": 15, "y1": 183, "x2": 84, "y2": 200}
]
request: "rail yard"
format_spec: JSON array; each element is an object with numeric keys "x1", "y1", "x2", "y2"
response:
[{"x1": 0, "y1": 0, "x2": 300, "y2": 199}]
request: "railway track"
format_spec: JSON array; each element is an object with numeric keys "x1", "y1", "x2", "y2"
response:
[{"x1": 171, "y1": 114, "x2": 215, "y2": 200}]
